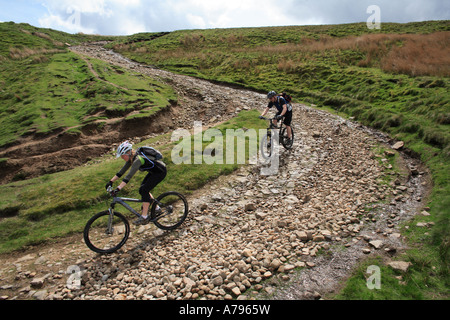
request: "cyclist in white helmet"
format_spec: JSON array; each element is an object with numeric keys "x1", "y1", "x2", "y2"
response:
[{"x1": 106, "y1": 141, "x2": 167, "y2": 225}]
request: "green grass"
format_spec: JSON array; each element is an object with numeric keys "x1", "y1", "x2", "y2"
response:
[
  {"x1": 0, "y1": 51, "x2": 176, "y2": 147},
  {"x1": 0, "y1": 22, "x2": 174, "y2": 148},
  {"x1": 0, "y1": 21, "x2": 117, "y2": 56},
  {"x1": 335, "y1": 240, "x2": 449, "y2": 300},
  {"x1": 0, "y1": 110, "x2": 265, "y2": 253}
]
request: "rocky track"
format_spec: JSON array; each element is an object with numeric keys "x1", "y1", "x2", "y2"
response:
[{"x1": 0, "y1": 43, "x2": 430, "y2": 301}]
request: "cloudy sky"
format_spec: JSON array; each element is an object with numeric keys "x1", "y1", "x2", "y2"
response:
[{"x1": 0, "y1": 0, "x2": 448, "y2": 35}]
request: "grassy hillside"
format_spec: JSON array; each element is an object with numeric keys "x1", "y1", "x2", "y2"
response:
[
  {"x1": 110, "y1": 22, "x2": 449, "y2": 150},
  {"x1": 0, "y1": 22, "x2": 175, "y2": 148},
  {"x1": 111, "y1": 21, "x2": 450, "y2": 299}
]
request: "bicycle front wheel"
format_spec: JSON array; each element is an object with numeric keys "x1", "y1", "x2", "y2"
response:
[
  {"x1": 83, "y1": 211, "x2": 130, "y2": 254},
  {"x1": 260, "y1": 133, "x2": 273, "y2": 159},
  {"x1": 281, "y1": 127, "x2": 294, "y2": 150},
  {"x1": 151, "y1": 192, "x2": 189, "y2": 230}
]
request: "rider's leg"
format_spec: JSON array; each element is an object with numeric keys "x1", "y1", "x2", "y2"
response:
[
  {"x1": 148, "y1": 192, "x2": 162, "y2": 212},
  {"x1": 284, "y1": 112, "x2": 293, "y2": 139},
  {"x1": 139, "y1": 168, "x2": 167, "y2": 214},
  {"x1": 138, "y1": 173, "x2": 155, "y2": 221},
  {"x1": 141, "y1": 202, "x2": 151, "y2": 219}
]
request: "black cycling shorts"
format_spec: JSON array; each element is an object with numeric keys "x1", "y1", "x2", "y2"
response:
[
  {"x1": 277, "y1": 110, "x2": 293, "y2": 126},
  {"x1": 139, "y1": 166, "x2": 167, "y2": 202}
]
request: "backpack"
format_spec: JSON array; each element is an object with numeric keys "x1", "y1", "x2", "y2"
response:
[
  {"x1": 280, "y1": 92, "x2": 292, "y2": 103},
  {"x1": 279, "y1": 93, "x2": 293, "y2": 112},
  {"x1": 137, "y1": 146, "x2": 164, "y2": 171}
]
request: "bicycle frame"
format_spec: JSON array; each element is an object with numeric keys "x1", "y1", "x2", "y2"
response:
[
  {"x1": 110, "y1": 197, "x2": 142, "y2": 217},
  {"x1": 109, "y1": 196, "x2": 167, "y2": 223},
  {"x1": 263, "y1": 116, "x2": 285, "y2": 141}
]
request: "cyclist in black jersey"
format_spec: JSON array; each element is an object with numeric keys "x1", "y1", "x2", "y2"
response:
[
  {"x1": 260, "y1": 91, "x2": 293, "y2": 142},
  {"x1": 106, "y1": 141, "x2": 167, "y2": 225}
]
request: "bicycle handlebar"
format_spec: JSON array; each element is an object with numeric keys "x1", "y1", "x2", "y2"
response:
[
  {"x1": 259, "y1": 115, "x2": 283, "y2": 121},
  {"x1": 107, "y1": 186, "x2": 117, "y2": 197},
  {"x1": 259, "y1": 116, "x2": 276, "y2": 120}
]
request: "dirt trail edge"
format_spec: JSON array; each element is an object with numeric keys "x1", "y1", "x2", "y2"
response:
[{"x1": 0, "y1": 42, "x2": 430, "y2": 301}]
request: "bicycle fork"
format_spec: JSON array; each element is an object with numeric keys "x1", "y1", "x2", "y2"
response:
[
  {"x1": 105, "y1": 207, "x2": 115, "y2": 235},
  {"x1": 267, "y1": 126, "x2": 281, "y2": 147},
  {"x1": 266, "y1": 128, "x2": 272, "y2": 148}
]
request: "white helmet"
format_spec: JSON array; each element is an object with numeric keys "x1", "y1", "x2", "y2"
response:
[{"x1": 116, "y1": 141, "x2": 133, "y2": 158}]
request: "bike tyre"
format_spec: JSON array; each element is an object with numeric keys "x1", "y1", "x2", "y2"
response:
[
  {"x1": 260, "y1": 133, "x2": 273, "y2": 159},
  {"x1": 281, "y1": 127, "x2": 294, "y2": 150},
  {"x1": 83, "y1": 211, "x2": 130, "y2": 254},
  {"x1": 151, "y1": 192, "x2": 189, "y2": 231}
]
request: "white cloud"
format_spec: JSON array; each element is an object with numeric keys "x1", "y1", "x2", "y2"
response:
[
  {"x1": 41, "y1": 0, "x2": 112, "y2": 16},
  {"x1": 39, "y1": 13, "x2": 94, "y2": 34},
  {"x1": 38, "y1": 0, "x2": 143, "y2": 34},
  {"x1": 170, "y1": 0, "x2": 299, "y2": 29},
  {"x1": 186, "y1": 14, "x2": 207, "y2": 29}
]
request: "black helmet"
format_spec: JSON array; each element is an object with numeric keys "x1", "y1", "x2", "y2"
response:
[{"x1": 267, "y1": 91, "x2": 277, "y2": 99}]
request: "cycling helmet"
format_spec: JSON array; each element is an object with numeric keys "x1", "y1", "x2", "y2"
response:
[
  {"x1": 267, "y1": 91, "x2": 277, "y2": 99},
  {"x1": 116, "y1": 141, "x2": 133, "y2": 158}
]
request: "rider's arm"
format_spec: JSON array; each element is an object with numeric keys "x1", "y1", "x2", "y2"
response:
[
  {"x1": 116, "y1": 161, "x2": 131, "y2": 179},
  {"x1": 117, "y1": 180, "x2": 127, "y2": 191},
  {"x1": 280, "y1": 104, "x2": 287, "y2": 117},
  {"x1": 261, "y1": 107, "x2": 270, "y2": 117},
  {"x1": 119, "y1": 157, "x2": 142, "y2": 188},
  {"x1": 108, "y1": 161, "x2": 131, "y2": 186}
]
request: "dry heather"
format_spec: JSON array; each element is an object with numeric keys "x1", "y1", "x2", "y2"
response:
[
  {"x1": 264, "y1": 32, "x2": 450, "y2": 77},
  {"x1": 9, "y1": 47, "x2": 65, "y2": 60}
]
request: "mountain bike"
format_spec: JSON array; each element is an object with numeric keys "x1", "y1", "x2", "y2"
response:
[
  {"x1": 83, "y1": 188, "x2": 189, "y2": 254},
  {"x1": 259, "y1": 115, "x2": 295, "y2": 159}
]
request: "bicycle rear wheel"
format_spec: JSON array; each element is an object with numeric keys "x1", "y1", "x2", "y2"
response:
[
  {"x1": 83, "y1": 211, "x2": 130, "y2": 254},
  {"x1": 151, "y1": 192, "x2": 189, "y2": 230}
]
